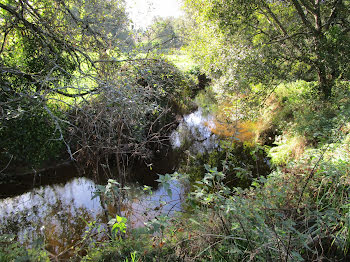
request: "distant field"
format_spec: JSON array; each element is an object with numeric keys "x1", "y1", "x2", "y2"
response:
[{"x1": 164, "y1": 52, "x2": 197, "y2": 72}]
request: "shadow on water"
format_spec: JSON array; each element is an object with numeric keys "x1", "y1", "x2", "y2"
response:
[
  {"x1": 0, "y1": 162, "x2": 81, "y2": 199},
  {"x1": 0, "y1": 108, "x2": 270, "y2": 257}
]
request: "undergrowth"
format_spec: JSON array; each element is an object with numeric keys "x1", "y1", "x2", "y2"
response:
[
  {"x1": 83, "y1": 81, "x2": 350, "y2": 261},
  {"x1": 1, "y1": 80, "x2": 349, "y2": 261},
  {"x1": 77, "y1": 123, "x2": 349, "y2": 261},
  {"x1": 259, "y1": 80, "x2": 350, "y2": 166}
]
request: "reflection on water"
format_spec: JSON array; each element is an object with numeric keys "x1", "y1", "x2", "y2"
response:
[
  {"x1": 0, "y1": 177, "x2": 184, "y2": 257},
  {"x1": 123, "y1": 179, "x2": 184, "y2": 228},
  {"x1": 0, "y1": 108, "x2": 215, "y2": 257},
  {"x1": 171, "y1": 109, "x2": 218, "y2": 153},
  {"x1": 0, "y1": 178, "x2": 103, "y2": 256},
  {"x1": 209, "y1": 119, "x2": 257, "y2": 142}
]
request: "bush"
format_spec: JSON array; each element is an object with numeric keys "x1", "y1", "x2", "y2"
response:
[
  {"x1": 68, "y1": 58, "x2": 195, "y2": 173},
  {"x1": 0, "y1": 97, "x2": 66, "y2": 167},
  {"x1": 268, "y1": 135, "x2": 307, "y2": 166},
  {"x1": 258, "y1": 80, "x2": 350, "y2": 165}
]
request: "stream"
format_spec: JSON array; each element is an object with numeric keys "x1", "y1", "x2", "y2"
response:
[{"x1": 0, "y1": 108, "x2": 221, "y2": 257}]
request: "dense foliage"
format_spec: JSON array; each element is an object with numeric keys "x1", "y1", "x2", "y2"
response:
[
  {"x1": 184, "y1": 0, "x2": 350, "y2": 98},
  {"x1": 0, "y1": 0, "x2": 130, "y2": 167},
  {"x1": 0, "y1": 0, "x2": 194, "y2": 171},
  {"x1": 138, "y1": 16, "x2": 186, "y2": 53}
]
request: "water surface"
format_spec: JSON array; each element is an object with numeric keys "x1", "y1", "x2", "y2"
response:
[{"x1": 0, "y1": 109, "x2": 216, "y2": 257}]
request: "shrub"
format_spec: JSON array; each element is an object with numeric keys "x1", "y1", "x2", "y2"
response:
[
  {"x1": 180, "y1": 142, "x2": 270, "y2": 190},
  {"x1": 268, "y1": 135, "x2": 307, "y2": 166},
  {"x1": 0, "y1": 98, "x2": 66, "y2": 167}
]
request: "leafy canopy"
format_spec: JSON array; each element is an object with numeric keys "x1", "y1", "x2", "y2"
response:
[{"x1": 184, "y1": 0, "x2": 350, "y2": 98}]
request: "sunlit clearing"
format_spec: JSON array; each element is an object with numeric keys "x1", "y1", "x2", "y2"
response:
[{"x1": 126, "y1": 0, "x2": 184, "y2": 29}]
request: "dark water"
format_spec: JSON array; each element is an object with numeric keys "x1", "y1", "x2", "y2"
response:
[{"x1": 0, "y1": 109, "x2": 219, "y2": 257}]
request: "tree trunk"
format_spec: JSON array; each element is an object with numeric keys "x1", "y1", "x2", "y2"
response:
[
  {"x1": 317, "y1": 65, "x2": 332, "y2": 99},
  {"x1": 314, "y1": 32, "x2": 333, "y2": 100}
]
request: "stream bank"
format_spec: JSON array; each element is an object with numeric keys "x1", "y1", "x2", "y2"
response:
[{"x1": 0, "y1": 108, "x2": 270, "y2": 259}]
